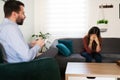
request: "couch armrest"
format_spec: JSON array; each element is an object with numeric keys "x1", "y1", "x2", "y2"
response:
[
  {"x1": 0, "y1": 57, "x2": 61, "y2": 80},
  {"x1": 37, "y1": 39, "x2": 58, "y2": 58},
  {"x1": 37, "y1": 46, "x2": 58, "y2": 58}
]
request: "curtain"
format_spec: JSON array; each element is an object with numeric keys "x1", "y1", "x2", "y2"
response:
[{"x1": 44, "y1": 0, "x2": 89, "y2": 40}]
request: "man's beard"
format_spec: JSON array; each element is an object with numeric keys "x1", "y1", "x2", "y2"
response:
[{"x1": 16, "y1": 18, "x2": 24, "y2": 25}]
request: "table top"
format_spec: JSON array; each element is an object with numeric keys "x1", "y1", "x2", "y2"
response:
[{"x1": 65, "y1": 62, "x2": 120, "y2": 78}]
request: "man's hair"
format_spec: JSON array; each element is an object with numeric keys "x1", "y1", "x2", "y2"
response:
[{"x1": 4, "y1": 0, "x2": 24, "y2": 17}]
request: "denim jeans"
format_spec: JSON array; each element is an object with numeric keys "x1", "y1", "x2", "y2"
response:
[{"x1": 81, "y1": 52, "x2": 102, "y2": 62}]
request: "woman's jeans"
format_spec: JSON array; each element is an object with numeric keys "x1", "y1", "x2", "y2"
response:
[{"x1": 81, "y1": 52, "x2": 102, "y2": 62}]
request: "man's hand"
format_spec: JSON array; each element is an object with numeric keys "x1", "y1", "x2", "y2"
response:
[
  {"x1": 30, "y1": 38, "x2": 45, "y2": 48},
  {"x1": 35, "y1": 38, "x2": 45, "y2": 48},
  {"x1": 30, "y1": 40, "x2": 36, "y2": 47}
]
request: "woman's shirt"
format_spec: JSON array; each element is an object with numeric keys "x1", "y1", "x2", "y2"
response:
[{"x1": 82, "y1": 35, "x2": 102, "y2": 54}]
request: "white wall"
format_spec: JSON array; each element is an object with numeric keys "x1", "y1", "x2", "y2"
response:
[
  {"x1": 20, "y1": 0, "x2": 34, "y2": 42},
  {"x1": 0, "y1": 1, "x2": 4, "y2": 23},
  {"x1": 89, "y1": 0, "x2": 120, "y2": 38},
  {"x1": 0, "y1": 0, "x2": 34, "y2": 42}
]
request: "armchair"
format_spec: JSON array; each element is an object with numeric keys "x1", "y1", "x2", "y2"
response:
[{"x1": 0, "y1": 43, "x2": 61, "y2": 80}]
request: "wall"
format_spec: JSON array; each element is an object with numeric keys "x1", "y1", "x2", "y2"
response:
[
  {"x1": 1, "y1": 0, "x2": 120, "y2": 42},
  {"x1": 34, "y1": 0, "x2": 46, "y2": 34},
  {"x1": 0, "y1": 1, "x2": 4, "y2": 23},
  {"x1": 20, "y1": 0, "x2": 34, "y2": 42},
  {"x1": 89, "y1": 0, "x2": 120, "y2": 38},
  {"x1": 0, "y1": 0, "x2": 34, "y2": 42},
  {"x1": 34, "y1": 0, "x2": 120, "y2": 39}
]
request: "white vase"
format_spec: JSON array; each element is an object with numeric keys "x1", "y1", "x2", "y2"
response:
[{"x1": 97, "y1": 24, "x2": 108, "y2": 32}]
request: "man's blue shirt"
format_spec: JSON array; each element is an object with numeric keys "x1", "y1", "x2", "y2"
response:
[{"x1": 0, "y1": 18, "x2": 40, "y2": 63}]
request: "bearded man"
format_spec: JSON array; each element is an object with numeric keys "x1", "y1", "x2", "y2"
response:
[{"x1": 0, "y1": 0, "x2": 44, "y2": 63}]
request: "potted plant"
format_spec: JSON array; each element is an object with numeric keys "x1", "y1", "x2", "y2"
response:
[
  {"x1": 32, "y1": 32, "x2": 51, "y2": 53},
  {"x1": 97, "y1": 19, "x2": 108, "y2": 32},
  {"x1": 97, "y1": 19, "x2": 108, "y2": 24}
]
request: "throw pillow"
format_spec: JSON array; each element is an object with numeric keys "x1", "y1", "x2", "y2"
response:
[
  {"x1": 58, "y1": 40, "x2": 73, "y2": 53},
  {"x1": 56, "y1": 43, "x2": 71, "y2": 57}
]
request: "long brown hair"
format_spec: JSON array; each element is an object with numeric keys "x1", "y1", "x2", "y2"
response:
[{"x1": 87, "y1": 26, "x2": 101, "y2": 52}]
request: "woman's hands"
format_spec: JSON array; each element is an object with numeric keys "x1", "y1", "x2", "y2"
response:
[
  {"x1": 90, "y1": 34, "x2": 99, "y2": 44},
  {"x1": 89, "y1": 34, "x2": 101, "y2": 52}
]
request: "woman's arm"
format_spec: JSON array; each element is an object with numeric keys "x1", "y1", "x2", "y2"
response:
[
  {"x1": 83, "y1": 36, "x2": 92, "y2": 53},
  {"x1": 88, "y1": 39, "x2": 93, "y2": 50},
  {"x1": 94, "y1": 36, "x2": 102, "y2": 52}
]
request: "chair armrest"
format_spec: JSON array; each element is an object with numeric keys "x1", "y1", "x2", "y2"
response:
[{"x1": 0, "y1": 57, "x2": 61, "y2": 80}]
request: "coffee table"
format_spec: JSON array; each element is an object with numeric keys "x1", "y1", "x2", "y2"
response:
[{"x1": 65, "y1": 62, "x2": 120, "y2": 80}]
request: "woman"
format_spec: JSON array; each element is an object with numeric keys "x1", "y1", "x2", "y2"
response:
[{"x1": 81, "y1": 26, "x2": 102, "y2": 62}]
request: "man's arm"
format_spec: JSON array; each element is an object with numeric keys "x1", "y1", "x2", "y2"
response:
[{"x1": 6, "y1": 25, "x2": 41, "y2": 61}]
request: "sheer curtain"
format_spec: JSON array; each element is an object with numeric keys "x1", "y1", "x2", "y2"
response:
[{"x1": 44, "y1": 0, "x2": 89, "y2": 40}]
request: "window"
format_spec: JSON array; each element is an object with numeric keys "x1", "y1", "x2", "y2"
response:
[{"x1": 44, "y1": 0, "x2": 89, "y2": 39}]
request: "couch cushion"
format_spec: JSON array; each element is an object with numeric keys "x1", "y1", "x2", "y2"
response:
[
  {"x1": 58, "y1": 38, "x2": 84, "y2": 53},
  {"x1": 56, "y1": 43, "x2": 71, "y2": 57},
  {"x1": 102, "y1": 53, "x2": 120, "y2": 62},
  {"x1": 101, "y1": 38, "x2": 120, "y2": 54},
  {"x1": 58, "y1": 40, "x2": 73, "y2": 53}
]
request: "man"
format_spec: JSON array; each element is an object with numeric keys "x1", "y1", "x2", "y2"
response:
[{"x1": 0, "y1": 0, "x2": 45, "y2": 63}]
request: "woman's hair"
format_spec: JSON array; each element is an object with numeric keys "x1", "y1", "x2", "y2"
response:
[
  {"x1": 88, "y1": 26, "x2": 101, "y2": 37},
  {"x1": 87, "y1": 26, "x2": 101, "y2": 52}
]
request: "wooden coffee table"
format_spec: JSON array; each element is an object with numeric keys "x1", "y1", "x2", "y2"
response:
[{"x1": 65, "y1": 62, "x2": 120, "y2": 80}]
